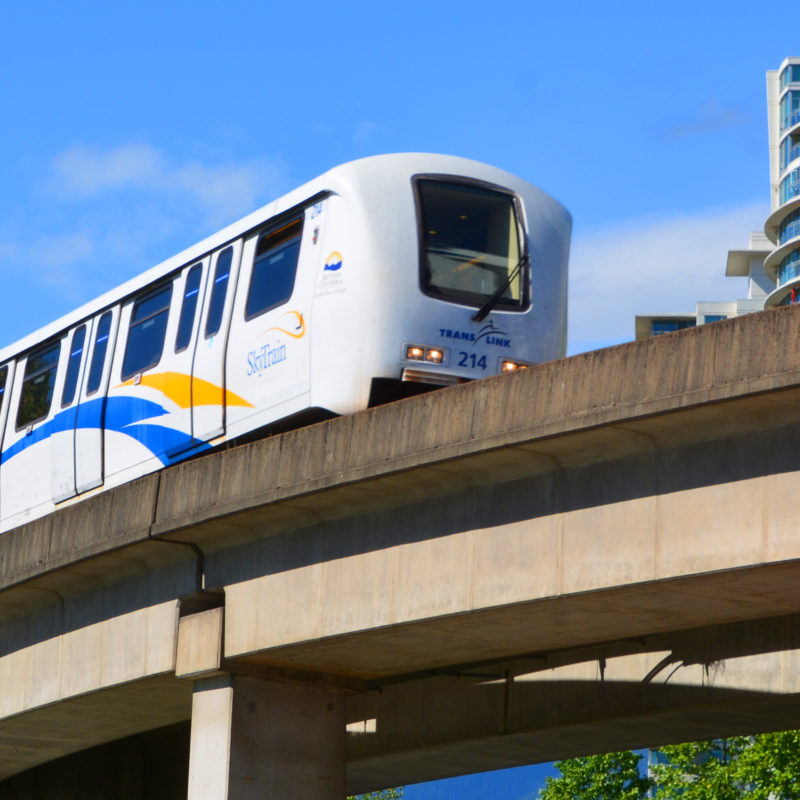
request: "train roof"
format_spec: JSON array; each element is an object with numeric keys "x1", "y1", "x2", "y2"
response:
[{"x1": 0, "y1": 153, "x2": 567, "y2": 363}]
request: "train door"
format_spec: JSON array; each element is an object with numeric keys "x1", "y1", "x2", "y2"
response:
[
  {"x1": 225, "y1": 208, "x2": 318, "y2": 440},
  {"x1": 190, "y1": 242, "x2": 243, "y2": 444},
  {"x1": 103, "y1": 262, "x2": 211, "y2": 479},
  {"x1": 73, "y1": 307, "x2": 119, "y2": 494},
  {"x1": 51, "y1": 321, "x2": 90, "y2": 502}
]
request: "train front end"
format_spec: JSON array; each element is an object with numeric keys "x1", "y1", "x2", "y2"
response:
[
  {"x1": 382, "y1": 157, "x2": 570, "y2": 397},
  {"x1": 308, "y1": 154, "x2": 570, "y2": 414}
]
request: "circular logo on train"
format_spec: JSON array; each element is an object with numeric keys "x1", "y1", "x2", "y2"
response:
[{"x1": 324, "y1": 251, "x2": 343, "y2": 271}]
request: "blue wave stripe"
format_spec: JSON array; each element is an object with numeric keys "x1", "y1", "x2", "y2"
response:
[{"x1": 1, "y1": 395, "x2": 212, "y2": 466}]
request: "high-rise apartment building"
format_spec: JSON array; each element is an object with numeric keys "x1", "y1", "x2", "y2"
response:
[
  {"x1": 765, "y1": 57, "x2": 800, "y2": 306},
  {"x1": 635, "y1": 59, "x2": 798, "y2": 338}
]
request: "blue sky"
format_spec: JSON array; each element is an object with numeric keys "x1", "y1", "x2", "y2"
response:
[
  {"x1": 1, "y1": 1, "x2": 789, "y2": 358},
  {"x1": 0, "y1": 1, "x2": 794, "y2": 796}
]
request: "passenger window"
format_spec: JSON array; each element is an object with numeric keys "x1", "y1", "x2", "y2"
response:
[
  {"x1": 205, "y1": 247, "x2": 233, "y2": 337},
  {"x1": 122, "y1": 284, "x2": 172, "y2": 380},
  {"x1": 61, "y1": 326, "x2": 86, "y2": 407},
  {"x1": 87, "y1": 311, "x2": 112, "y2": 395},
  {"x1": 175, "y1": 264, "x2": 202, "y2": 353},
  {"x1": 245, "y1": 219, "x2": 302, "y2": 320},
  {"x1": 0, "y1": 365, "x2": 7, "y2": 407},
  {"x1": 17, "y1": 340, "x2": 61, "y2": 429}
]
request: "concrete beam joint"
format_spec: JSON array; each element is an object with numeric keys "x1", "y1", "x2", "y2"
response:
[{"x1": 176, "y1": 607, "x2": 224, "y2": 679}]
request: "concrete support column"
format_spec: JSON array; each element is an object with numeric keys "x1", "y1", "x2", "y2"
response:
[{"x1": 187, "y1": 675, "x2": 346, "y2": 800}]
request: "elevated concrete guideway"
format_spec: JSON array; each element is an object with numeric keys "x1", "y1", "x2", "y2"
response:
[{"x1": 6, "y1": 306, "x2": 800, "y2": 794}]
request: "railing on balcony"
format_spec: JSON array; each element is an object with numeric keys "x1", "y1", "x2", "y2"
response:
[
  {"x1": 783, "y1": 143, "x2": 800, "y2": 169},
  {"x1": 780, "y1": 217, "x2": 800, "y2": 245},
  {"x1": 781, "y1": 109, "x2": 800, "y2": 132},
  {"x1": 781, "y1": 180, "x2": 800, "y2": 205}
]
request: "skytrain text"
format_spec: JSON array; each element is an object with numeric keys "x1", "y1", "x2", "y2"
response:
[{"x1": 246, "y1": 343, "x2": 287, "y2": 376}]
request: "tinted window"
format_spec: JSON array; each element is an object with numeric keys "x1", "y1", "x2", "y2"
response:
[
  {"x1": 122, "y1": 284, "x2": 172, "y2": 380},
  {"x1": 205, "y1": 247, "x2": 233, "y2": 338},
  {"x1": 418, "y1": 180, "x2": 524, "y2": 311},
  {"x1": 87, "y1": 311, "x2": 113, "y2": 395},
  {"x1": 0, "y1": 366, "x2": 7, "y2": 406},
  {"x1": 17, "y1": 340, "x2": 61, "y2": 429},
  {"x1": 246, "y1": 219, "x2": 302, "y2": 320},
  {"x1": 61, "y1": 326, "x2": 86, "y2": 407},
  {"x1": 175, "y1": 264, "x2": 202, "y2": 353}
]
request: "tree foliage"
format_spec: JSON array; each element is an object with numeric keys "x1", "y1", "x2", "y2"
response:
[
  {"x1": 349, "y1": 788, "x2": 403, "y2": 800},
  {"x1": 650, "y1": 739, "x2": 749, "y2": 800},
  {"x1": 538, "y1": 751, "x2": 651, "y2": 800},
  {"x1": 538, "y1": 731, "x2": 800, "y2": 800}
]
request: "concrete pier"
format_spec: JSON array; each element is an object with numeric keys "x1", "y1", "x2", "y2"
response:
[{"x1": 188, "y1": 676, "x2": 345, "y2": 800}]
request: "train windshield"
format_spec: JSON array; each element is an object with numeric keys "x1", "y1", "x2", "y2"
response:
[{"x1": 418, "y1": 180, "x2": 526, "y2": 311}]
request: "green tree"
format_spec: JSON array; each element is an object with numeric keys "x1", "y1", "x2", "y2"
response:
[
  {"x1": 733, "y1": 730, "x2": 800, "y2": 800},
  {"x1": 538, "y1": 731, "x2": 800, "y2": 800},
  {"x1": 538, "y1": 751, "x2": 651, "y2": 800},
  {"x1": 349, "y1": 788, "x2": 403, "y2": 800},
  {"x1": 651, "y1": 739, "x2": 750, "y2": 800}
]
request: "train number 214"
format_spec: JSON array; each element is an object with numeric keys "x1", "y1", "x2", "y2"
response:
[{"x1": 458, "y1": 352, "x2": 487, "y2": 370}]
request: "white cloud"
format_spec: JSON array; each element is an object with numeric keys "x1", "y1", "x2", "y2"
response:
[
  {"x1": 32, "y1": 230, "x2": 94, "y2": 270},
  {"x1": 171, "y1": 159, "x2": 287, "y2": 225},
  {"x1": 568, "y1": 202, "x2": 770, "y2": 354},
  {"x1": 353, "y1": 120, "x2": 390, "y2": 142},
  {"x1": 52, "y1": 144, "x2": 164, "y2": 195},
  {"x1": 662, "y1": 99, "x2": 752, "y2": 139},
  {"x1": 49, "y1": 143, "x2": 289, "y2": 227}
]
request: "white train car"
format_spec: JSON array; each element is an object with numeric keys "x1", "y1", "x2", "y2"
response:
[{"x1": 0, "y1": 153, "x2": 571, "y2": 532}]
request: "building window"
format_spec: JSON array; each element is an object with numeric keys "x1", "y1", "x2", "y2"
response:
[
  {"x1": 779, "y1": 288, "x2": 800, "y2": 306},
  {"x1": 781, "y1": 65, "x2": 800, "y2": 88},
  {"x1": 778, "y1": 249, "x2": 800, "y2": 286},
  {"x1": 781, "y1": 91, "x2": 800, "y2": 130},
  {"x1": 702, "y1": 314, "x2": 727, "y2": 324},
  {"x1": 780, "y1": 135, "x2": 800, "y2": 170},
  {"x1": 779, "y1": 208, "x2": 800, "y2": 244},
  {"x1": 651, "y1": 320, "x2": 695, "y2": 335},
  {"x1": 780, "y1": 168, "x2": 800, "y2": 205}
]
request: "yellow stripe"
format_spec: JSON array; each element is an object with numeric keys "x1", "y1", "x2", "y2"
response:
[{"x1": 118, "y1": 372, "x2": 254, "y2": 408}]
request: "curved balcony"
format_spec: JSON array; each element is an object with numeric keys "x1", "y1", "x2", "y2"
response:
[
  {"x1": 766, "y1": 273, "x2": 800, "y2": 307},
  {"x1": 764, "y1": 236, "x2": 800, "y2": 282},
  {"x1": 765, "y1": 194, "x2": 800, "y2": 243},
  {"x1": 780, "y1": 209, "x2": 800, "y2": 244}
]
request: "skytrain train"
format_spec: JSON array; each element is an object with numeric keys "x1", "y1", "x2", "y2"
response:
[{"x1": 0, "y1": 153, "x2": 571, "y2": 532}]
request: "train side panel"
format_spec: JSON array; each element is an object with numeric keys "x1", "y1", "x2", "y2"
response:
[{"x1": 224, "y1": 204, "x2": 320, "y2": 441}]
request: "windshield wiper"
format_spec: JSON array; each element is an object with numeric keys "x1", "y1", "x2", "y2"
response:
[{"x1": 471, "y1": 254, "x2": 529, "y2": 322}]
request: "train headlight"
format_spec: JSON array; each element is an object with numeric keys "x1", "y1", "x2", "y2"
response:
[
  {"x1": 405, "y1": 344, "x2": 447, "y2": 365},
  {"x1": 500, "y1": 358, "x2": 530, "y2": 373},
  {"x1": 426, "y1": 348, "x2": 444, "y2": 364}
]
